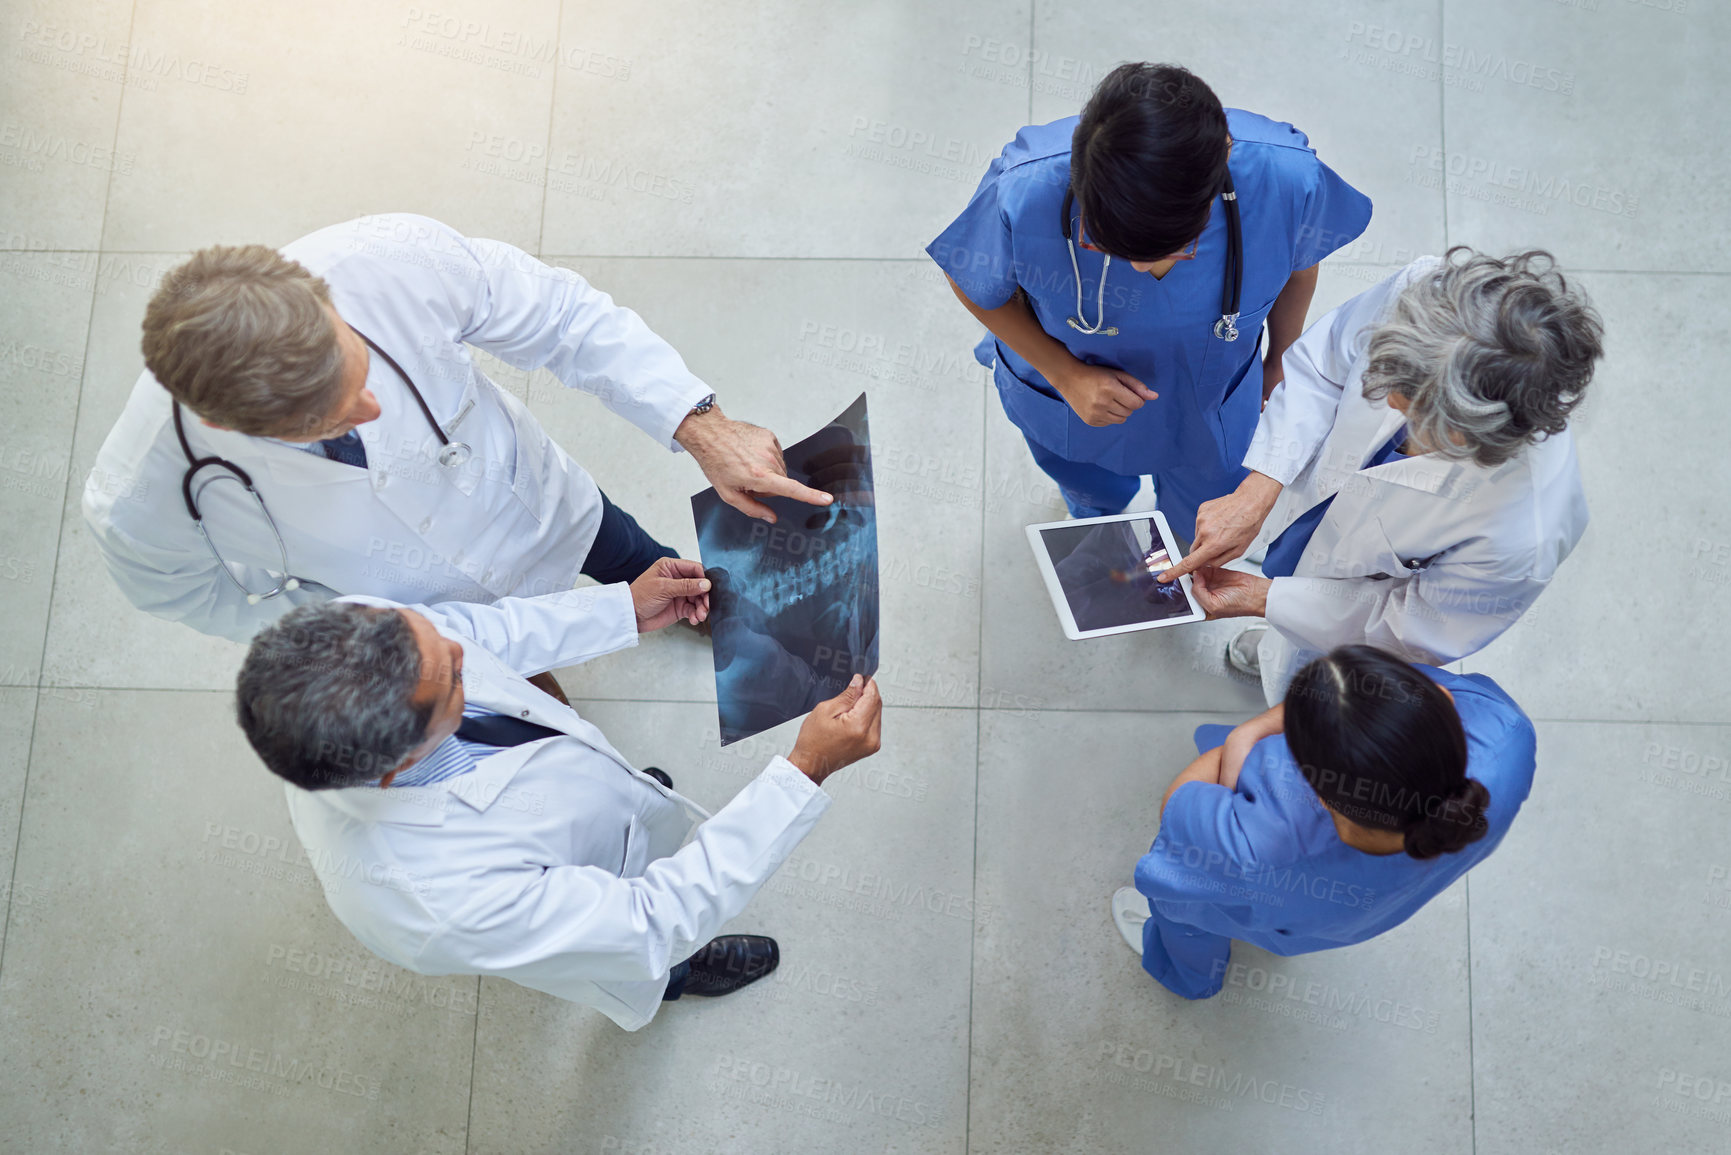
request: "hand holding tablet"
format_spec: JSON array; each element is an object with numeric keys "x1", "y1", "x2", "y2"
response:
[{"x1": 1025, "y1": 511, "x2": 1205, "y2": 640}]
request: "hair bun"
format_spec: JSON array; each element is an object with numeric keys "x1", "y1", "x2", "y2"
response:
[{"x1": 1404, "y1": 778, "x2": 1491, "y2": 860}]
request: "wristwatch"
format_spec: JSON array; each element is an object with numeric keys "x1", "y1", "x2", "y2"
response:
[{"x1": 689, "y1": 392, "x2": 717, "y2": 416}]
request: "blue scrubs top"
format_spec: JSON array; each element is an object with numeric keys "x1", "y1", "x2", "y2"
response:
[
  {"x1": 1135, "y1": 670, "x2": 1535, "y2": 956},
  {"x1": 927, "y1": 110, "x2": 1371, "y2": 480}
]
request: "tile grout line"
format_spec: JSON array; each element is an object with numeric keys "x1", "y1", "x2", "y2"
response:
[
  {"x1": 4, "y1": 249, "x2": 1729, "y2": 279},
  {"x1": 470, "y1": 0, "x2": 567, "y2": 1139},
  {"x1": 531, "y1": 0, "x2": 564, "y2": 262},
  {"x1": 1436, "y1": 0, "x2": 1473, "y2": 1142},
  {"x1": 1465, "y1": 874, "x2": 1479, "y2": 1151},
  {"x1": 0, "y1": 0, "x2": 139, "y2": 1004},
  {"x1": 3, "y1": 686, "x2": 1724, "y2": 730},
  {"x1": 963, "y1": 12, "x2": 1032, "y2": 1142}
]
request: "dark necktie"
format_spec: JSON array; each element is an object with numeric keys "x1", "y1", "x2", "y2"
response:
[
  {"x1": 1261, "y1": 425, "x2": 1408, "y2": 579},
  {"x1": 455, "y1": 712, "x2": 565, "y2": 747},
  {"x1": 318, "y1": 430, "x2": 368, "y2": 469}
]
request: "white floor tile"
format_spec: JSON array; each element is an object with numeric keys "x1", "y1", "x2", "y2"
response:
[
  {"x1": 540, "y1": 0, "x2": 1030, "y2": 258},
  {"x1": 1469, "y1": 720, "x2": 1731, "y2": 1154},
  {"x1": 465, "y1": 700, "x2": 976, "y2": 1154},
  {"x1": 101, "y1": 0, "x2": 562, "y2": 253},
  {"x1": 1441, "y1": 0, "x2": 1731, "y2": 272},
  {"x1": 0, "y1": 256, "x2": 92, "y2": 683},
  {"x1": 0, "y1": 690, "x2": 476, "y2": 1152},
  {"x1": 0, "y1": 0, "x2": 133, "y2": 251}
]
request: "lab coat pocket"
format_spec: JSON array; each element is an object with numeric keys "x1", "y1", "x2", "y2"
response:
[
  {"x1": 618, "y1": 815, "x2": 649, "y2": 878},
  {"x1": 1362, "y1": 515, "x2": 1422, "y2": 582},
  {"x1": 494, "y1": 382, "x2": 550, "y2": 522}
]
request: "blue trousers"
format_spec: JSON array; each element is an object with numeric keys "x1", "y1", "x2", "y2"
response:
[
  {"x1": 1020, "y1": 435, "x2": 1245, "y2": 544},
  {"x1": 1137, "y1": 723, "x2": 1238, "y2": 998},
  {"x1": 662, "y1": 959, "x2": 691, "y2": 1000},
  {"x1": 580, "y1": 490, "x2": 677, "y2": 585},
  {"x1": 1140, "y1": 904, "x2": 1232, "y2": 999}
]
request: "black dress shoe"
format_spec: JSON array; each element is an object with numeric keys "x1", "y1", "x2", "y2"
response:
[
  {"x1": 641, "y1": 766, "x2": 674, "y2": 790},
  {"x1": 679, "y1": 935, "x2": 780, "y2": 997}
]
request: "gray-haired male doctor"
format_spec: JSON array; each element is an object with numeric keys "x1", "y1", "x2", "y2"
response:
[{"x1": 235, "y1": 575, "x2": 881, "y2": 1030}]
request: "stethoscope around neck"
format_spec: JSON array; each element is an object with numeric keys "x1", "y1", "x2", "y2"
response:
[
  {"x1": 1059, "y1": 172, "x2": 1243, "y2": 341},
  {"x1": 172, "y1": 324, "x2": 474, "y2": 604}
]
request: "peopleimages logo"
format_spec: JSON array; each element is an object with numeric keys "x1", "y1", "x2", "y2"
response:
[{"x1": 149, "y1": 1026, "x2": 381, "y2": 1099}]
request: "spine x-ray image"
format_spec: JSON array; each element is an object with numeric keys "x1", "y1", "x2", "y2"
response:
[{"x1": 692, "y1": 393, "x2": 880, "y2": 746}]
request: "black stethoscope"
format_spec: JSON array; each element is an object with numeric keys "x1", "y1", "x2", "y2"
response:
[
  {"x1": 1059, "y1": 171, "x2": 1243, "y2": 342},
  {"x1": 172, "y1": 326, "x2": 473, "y2": 604}
]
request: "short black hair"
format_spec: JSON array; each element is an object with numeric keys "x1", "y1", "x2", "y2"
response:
[
  {"x1": 236, "y1": 602, "x2": 433, "y2": 790},
  {"x1": 1071, "y1": 62, "x2": 1230, "y2": 261},
  {"x1": 1284, "y1": 646, "x2": 1490, "y2": 860}
]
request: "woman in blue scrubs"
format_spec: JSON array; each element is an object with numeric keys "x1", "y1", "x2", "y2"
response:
[
  {"x1": 928, "y1": 63, "x2": 1372, "y2": 540},
  {"x1": 1109, "y1": 645, "x2": 1535, "y2": 999}
]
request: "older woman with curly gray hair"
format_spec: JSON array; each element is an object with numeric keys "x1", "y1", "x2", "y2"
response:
[{"x1": 1159, "y1": 248, "x2": 1605, "y2": 703}]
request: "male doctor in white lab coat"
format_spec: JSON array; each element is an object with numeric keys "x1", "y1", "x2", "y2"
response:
[
  {"x1": 235, "y1": 568, "x2": 881, "y2": 1030},
  {"x1": 1160, "y1": 250, "x2": 1604, "y2": 703},
  {"x1": 84, "y1": 213, "x2": 831, "y2": 691}
]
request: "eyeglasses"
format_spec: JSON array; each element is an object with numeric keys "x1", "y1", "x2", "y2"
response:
[{"x1": 1079, "y1": 231, "x2": 1201, "y2": 262}]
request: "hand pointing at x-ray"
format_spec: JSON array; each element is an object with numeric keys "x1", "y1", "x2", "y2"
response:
[{"x1": 674, "y1": 404, "x2": 835, "y2": 523}]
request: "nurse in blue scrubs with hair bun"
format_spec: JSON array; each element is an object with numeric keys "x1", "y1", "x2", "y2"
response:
[
  {"x1": 928, "y1": 62, "x2": 1372, "y2": 540},
  {"x1": 1110, "y1": 644, "x2": 1537, "y2": 1000}
]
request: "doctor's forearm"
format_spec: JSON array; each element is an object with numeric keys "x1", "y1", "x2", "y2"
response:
[
  {"x1": 1264, "y1": 265, "x2": 1319, "y2": 363},
  {"x1": 945, "y1": 276, "x2": 1078, "y2": 385}
]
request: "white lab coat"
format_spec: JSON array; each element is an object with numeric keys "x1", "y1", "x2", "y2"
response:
[
  {"x1": 1243, "y1": 258, "x2": 1588, "y2": 703},
  {"x1": 83, "y1": 213, "x2": 713, "y2": 644},
  {"x1": 284, "y1": 588, "x2": 832, "y2": 1031}
]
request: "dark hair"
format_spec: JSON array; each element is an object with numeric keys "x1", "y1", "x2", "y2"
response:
[
  {"x1": 1284, "y1": 646, "x2": 1490, "y2": 860},
  {"x1": 236, "y1": 603, "x2": 433, "y2": 790},
  {"x1": 1362, "y1": 248, "x2": 1605, "y2": 467},
  {"x1": 1070, "y1": 63, "x2": 1230, "y2": 261}
]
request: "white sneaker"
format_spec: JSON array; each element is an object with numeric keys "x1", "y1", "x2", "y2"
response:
[
  {"x1": 1111, "y1": 887, "x2": 1149, "y2": 954},
  {"x1": 1225, "y1": 624, "x2": 1268, "y2": 679}
]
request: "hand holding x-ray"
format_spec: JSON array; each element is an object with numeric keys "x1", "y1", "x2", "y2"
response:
[{"x1": 692, "y1": 395, "x2": 881, "y2": 746}]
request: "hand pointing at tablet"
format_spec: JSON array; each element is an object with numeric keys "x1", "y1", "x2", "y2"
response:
[{"x1": 1159, "y1": 471, "x2": 1284, "y2": 583}]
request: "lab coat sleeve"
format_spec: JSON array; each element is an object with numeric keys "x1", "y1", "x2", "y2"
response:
[
  {"x1": 1245, "y1": 260, "x2": 1437, "y2": 487},
  {"x1": 422, "y1": 757, "x2": 831, "y2": 1001},
  {"x1": 390, "y1": 586, "x2": 639, "y2": 676},
  {"x1": 435, "y1": 226, "x2": 712, "y2": 450},
  {"x1": 1265, "y1": 558, "x2": 1548, "y2": 668},
  {"x1": 82, "y1": 472, "x2": 329, "y2": 644}
]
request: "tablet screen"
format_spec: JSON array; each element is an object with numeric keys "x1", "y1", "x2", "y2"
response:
[{"x1": 1036, "y1": 517, "x2": 1194, "y2": 632}]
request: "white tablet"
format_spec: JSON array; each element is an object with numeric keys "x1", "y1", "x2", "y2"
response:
[{"x1": 1025, "y1": 511, "x2": 1205, "y2": 640}]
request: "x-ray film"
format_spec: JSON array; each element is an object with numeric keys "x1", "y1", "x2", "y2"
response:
[{"x1": 693, "y1": 393, "x2": 880, "y2": 746}]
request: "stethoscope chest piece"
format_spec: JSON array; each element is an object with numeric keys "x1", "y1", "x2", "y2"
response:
[
  {"x1": 436, "y1": 440, "x2": 472, "y2": 468},
  {"x1": 1213, "y1": 314, "x2": 1240, "y2": 342}
]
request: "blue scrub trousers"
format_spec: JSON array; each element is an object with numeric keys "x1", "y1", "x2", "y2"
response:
[
  {"x1": 1138, "y1": 720, "x2": 1236, "y2": 998},
  {"x1": 580, "y1": 490, "x2": 677, "y2": 585},
  {"x1": 1140, "y1": 906, "x2": 1232, "y2": 999},
  {"x1": 1020, "y1": 434, "x2": 1244, "y2": 544}
]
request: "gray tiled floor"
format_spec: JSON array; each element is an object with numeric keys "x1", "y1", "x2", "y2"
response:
[{"x1": 0, "y1": 1, "x2": 1721, "y2": 1152}]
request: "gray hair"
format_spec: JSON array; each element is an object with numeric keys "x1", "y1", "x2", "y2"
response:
[
  {"x1": 1361, "y1": 248, "x2": 1604, "y2": 468},
  {"x1": 236, "y1": 602, "x2": 430, "y2": 790},
  {"x1": 141, "y1": 245, "x2": 347, "y2": 438}
]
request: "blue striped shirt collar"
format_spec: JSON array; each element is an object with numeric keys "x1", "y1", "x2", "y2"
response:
[{"x1": 387, "y1": 706, "x2": 501, "y2": 788}]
